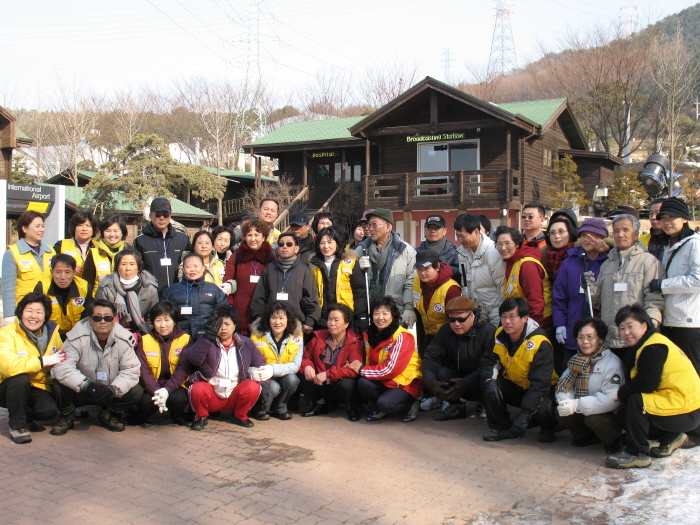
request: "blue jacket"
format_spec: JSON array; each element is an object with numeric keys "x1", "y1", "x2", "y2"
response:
[
  {"x1": 416, "y1": 239, "x2": 460, "y2": 278},
  {"x1": 552, "y1": 247, "x2": 607, "y2": 350},
  {"x1": 163, "y1": 276, "x2": 227, "y2": 338}
]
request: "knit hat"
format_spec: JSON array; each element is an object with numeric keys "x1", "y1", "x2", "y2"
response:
[
  {"x1": 658, "y1": 197, "x2": 690, "y2": 220},
  {"x1": 578, "y1": 218, "x2": 608, "y2": 238},
  {"x1": 547, "y1": 209, "x2": 578, "y2": 244},
  {"x1": 366, "y1": 208, "x2": 393, "y2": 225},
  {"x1": 445, "y1": 296, "x2": 475, "y2": 313}
]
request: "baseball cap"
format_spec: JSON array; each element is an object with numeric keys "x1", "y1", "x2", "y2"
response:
[
  {"x1": 150, "y1": 198, "x2": 172, "y2": 214},
  {"x1": 425, "y1": 214, "x2": 446, "y2": 228}
]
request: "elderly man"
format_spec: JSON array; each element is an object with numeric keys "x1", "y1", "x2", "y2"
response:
[
  {"x1": 521, "y1": 202, "x2": 547, "y2": 248},
  {"x1": 51, "y1": 299, "x2": 143, "y2": 434},
  {"x1": 416, "y1": 214, "x2": 459, "y2": 276},
  {"x1": 421, "y1": 296, "x2": 496, "y2": 420},
  {"x1": 480, "y1": 297, "x2": 558, "y2": 443},
  {"x1": 355, "y1": 209, "x2": 417, "y2": 327},
  {"x1": 258, "y1": 198, "x2": 281, "y2": 249},
  {"x1": 454, "y1": 213, "x2": 504, "y2": 327},
  {"x1": 289, "y1": 211, "x2": 315, "y2": 266},
  {"x1": 584, "y1": 213, "x2": 664, "y2": 353}
]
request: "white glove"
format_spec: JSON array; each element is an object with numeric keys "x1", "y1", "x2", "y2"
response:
[
  {"x1": 1, "y1": 316, "x2": 16, "y2": 327},
  {"x1": 252, "y1": 365, "x2": 274, "y2": 381},
  {"x1": 556, "y1": 326, "x2": 567, "y2": 345},
  {"x1": 152, "y1": 388, "x2": 169, "y2": 413},
  {"x1": 359, "y1": 256, "x2": 370, "y2": 270},
  {"x1": 400, "y1": 309, "x2": 417, "y2": 328},
  {"x1": 219, "y1": 282, "x2": 233, "y2": 295},
  {"x1": 557, "y1": 399, "x2": 578, "y2": 417},
  {"x1": 42, "y1": 350, "x2": 67, "y2": 367}
]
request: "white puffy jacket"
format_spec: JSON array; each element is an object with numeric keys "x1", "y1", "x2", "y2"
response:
[{"x1": 660, "y1": 233, "x2": 700, "y2": 328}]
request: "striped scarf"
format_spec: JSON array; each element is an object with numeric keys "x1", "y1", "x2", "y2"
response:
[
  {"x1": 543, "y1": 242, "x2": 573, "y2": 281},
  {"x1": 556, "y1": 345, "x2": 606, "y2": 399}
]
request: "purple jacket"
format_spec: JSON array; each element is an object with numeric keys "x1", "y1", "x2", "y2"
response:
[
  {"x1": 552, "y1": 246, "x2": 607, "y2": 350},
  {"x1": 180, "y1": 333, "x2": 266, "y2": 385}
]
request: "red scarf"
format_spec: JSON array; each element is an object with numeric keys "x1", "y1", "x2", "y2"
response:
[{"x1": 544, "y1": 242, "x2": 573, "y2": 281}]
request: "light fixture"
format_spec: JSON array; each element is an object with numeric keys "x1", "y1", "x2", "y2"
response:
[{"x1": 639, "y1": 154, "x2": 669, "y2": 197}]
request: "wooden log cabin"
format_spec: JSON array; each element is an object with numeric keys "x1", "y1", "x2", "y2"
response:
[{"x1": 245, "y1": 77, "x2": 621, "y2": 244}]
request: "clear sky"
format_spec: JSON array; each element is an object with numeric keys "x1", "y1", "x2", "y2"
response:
[{"x1": 2, "y1": 0, "x2": 697, "y2": 109}]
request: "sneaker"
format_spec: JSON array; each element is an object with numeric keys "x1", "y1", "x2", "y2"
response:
[
  {"x1": 605, "y1": 451, "x2": 652, "y2": 469},
  {"x1": 419, "y1": 396, "x2": 442, "y2": 411},
  {"x1": 434, "y1": 404, "x2": 467, "y2": 421},
  {"x1": 9, "y1": 428, "x2": 31, "y2": 444},
  {"x1": 50, "y1": 413, "x2": 75, "y2": 436},
  {"x1": 538, "y1": 428, "x2": 556, "y2": 443},
  {"x1": 483, "y1": 428, "x2": 518, "y2": 442},
  {"x1": 650, "y1": 433, "x2": 686, "y2": 458},
  {"x1": 191, "y1": 416, "x2": 208, "y2": 431},
  {"x1": 95, "y1": 410, "x2": 125, "y2": 432}
]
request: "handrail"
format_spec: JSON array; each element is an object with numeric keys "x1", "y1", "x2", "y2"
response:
[
  {"x1": 273, "y1": 186, "x2": 309, "y2": 233},
  {"x1": 206, "y1": 197, "x2": 246, "y2": 218},
  {"x1": 316, "y1": 184, "x2": 344, "y2": 214}
]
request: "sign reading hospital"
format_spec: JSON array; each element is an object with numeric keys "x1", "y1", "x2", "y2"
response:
[{"x1": 6, "y1": 183, "x2": 56, "y2": 215}]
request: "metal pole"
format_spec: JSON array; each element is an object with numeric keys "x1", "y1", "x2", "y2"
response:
[{"x1": 363, "y1": 246, "x2": 371, "y2": 325}]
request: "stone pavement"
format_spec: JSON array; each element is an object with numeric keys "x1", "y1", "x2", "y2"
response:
[{"x1": 0, "y1": 407, "x2": 618, "y2": 525}]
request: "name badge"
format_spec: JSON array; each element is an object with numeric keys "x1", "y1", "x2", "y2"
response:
[
  {"x1": 614, "y1": 282, "x2": 628, "y2": 292},
  {"x1": 250, "y1": 275, "x2": 260, "y2": 283},
  {"x1": 97, "y1": 371, "x2": 108, "y2": 381},
  {"x1": 218, "y1": 378, "x2": 232, "y2": 387},
  {"x1": 276, "y1": 292, "x2": 289, "y2": 301},
  {"x1": 579, "y1": 286, "x2": 585, "y2": 294},
  {"x1": 466, "y1": 274, "x2": 475, "y2": 282},
  {"x1": 181, "y1": 306, "x2": 193, "y2": 315},
  {"x1": 506, "y1": 283, "x2": 514, "y2": 295},
  {"x1": 160, "y1": 257, "x2": 172, "y2": 266},
  {"x1": 97, "y1": 262, "x2": 111, "y2": 272},
  {"x1": 65, "y1": 251, "x2": 77, "y2": 257}
]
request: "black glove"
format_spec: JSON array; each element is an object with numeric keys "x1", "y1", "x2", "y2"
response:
[
  {"x1": 511, "y1": 410, "x2": 531, "y2": 438},
  {"x1": 445, "y1": 377, "x2": 469, "y2": 402},
  {"x1": 93, "y1": 385, "x2": 117, "y2": 406},
  {"x1": 425, "y1": 380, "x2": 451, "y2": 401},
  {"x1": 649, "y1": 279, "x2": 662, "y2": 294},
  {"x1": 484, "y1": 379, "x2": 503, "y2": 406},
  {"x1": 84, "y1": 381, "x2": 106, "y2": 403},
  {"x1": 300, "y1": 297, "x2": 316, "y2": 316}
]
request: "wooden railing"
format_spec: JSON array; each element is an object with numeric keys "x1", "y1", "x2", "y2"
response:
[
  {"x1": 273, "y1": 186, "x2": 309, "y2": 233},
  {"x1": 206, "y1": 197, "x2": 246, "y2": 218},
  {"x1": 316, "y1": 184, "x2": 345, "y2": 214}
]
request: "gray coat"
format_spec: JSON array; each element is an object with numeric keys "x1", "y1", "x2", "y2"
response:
[{"x1": 95, "y1": 271, "x2": 159, "y2": 332}]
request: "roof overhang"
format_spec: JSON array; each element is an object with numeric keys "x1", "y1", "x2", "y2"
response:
[
  {"x1": 559, "y1": 149, "x2": 623, "y2": 165},
  {"x1": 244, "y1": 137, "x2": 364, "y2": 156}
]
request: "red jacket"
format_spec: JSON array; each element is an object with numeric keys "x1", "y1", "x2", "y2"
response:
[
  {"x1": 505, "y1": 243, "x2": 551, "y2": 327},
  {"x1": 362, "y1": 328, "x2": 423, "y2": 398},
  {"x1": 301, "y1": 329, "x2": 364, "y2": 383},
  {"x1": 223, "y1": 241, "x2": 273, "y2": 331},
  {"x1": 419, "y1": 263, "x2": 461, "y2": 311}
]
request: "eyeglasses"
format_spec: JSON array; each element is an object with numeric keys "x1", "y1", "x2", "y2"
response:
[
  {"x1": 521, "y1": 214, "x2": 540, "y2": 220},
  {"x1": 367, "y1": 221, "x2": 387, "y2": 229},
  {"x1": 576, "y1": 335, "x2": 598, "y2": 342},
  {"x1": 279, "y1": 241, "x2": 296, "y2": 248},
  {"x1": 496, "y1": 241, "x2": 514, "y2": 249},
  {"x1": 449, "y1": 313, "x2": 472, "y2": 324},
  {"x1": 548, "y1": 229, "x2": 568, "y2": 237},
  {"x1": 154, "y1": 211, "x2": 171, "y2": 218},
  {"x1": 91, "y1": 315, "x2": 114, "y2": 323}
]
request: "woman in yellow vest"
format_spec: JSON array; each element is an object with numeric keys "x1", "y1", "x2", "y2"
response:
[
  {"x1": 53, "y1": 211, "x2": 97, "y2": 277},
  {"x1": 309, "y1": 226, "x2": 369, "y2": 334},
  {"x1": 131, "y1": 301, "x2": 192, "y2": 425},
  {"x1": 606, "y1": 304, "x2": 700, "y2": 469},
  {"x1": 2, "y1": 211, "x2": 56, "y2": 326},
  {"x1": 495, "y1": 226, "x2": 552, "y2": 329},
  {"x1": 249, "y1": 301, "x2": 303, "y2": 420},
  {"x1": 0, "y1": 292, "x2": 65, "y2": 444},
  {"x1": 347, "y1": 296, "x2": 423, "y2": 423},
  {"x1": 82, "y1": 215, "x2": 127, "y2": 298},
  {"x1": 178, "y1": 231, "x2": 225, "y2": 285}
]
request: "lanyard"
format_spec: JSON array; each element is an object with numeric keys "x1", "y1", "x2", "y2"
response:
[
  {"x1": 251, "y1": 261, "x2": 260, "y2": 275},
  {"x1": 280, "y1": 268, "x2": 293, "y2": 291},
  {"x1": 185, "y1": 280, "x2": 195, "y2": 305},
  {"x1": 92, "y1": 338, "x2": 107, "y2": 374},
  {"x1": 161, "y1": 236, "x2": 171, "y2": 256}
]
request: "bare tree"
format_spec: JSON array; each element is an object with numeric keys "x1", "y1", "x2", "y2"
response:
[
  {"x1": 359, "y1": 54, "x2": 421, "y2": 110},
  {"x1": 296, "y1": 68, "x2": 356, "y2": 118},
  {"x1": 457, "y1": 63, "x2": 505, "y2": 102},
  {"x1": 240, "y1": 174, "x2": 298, "y2": 216}
]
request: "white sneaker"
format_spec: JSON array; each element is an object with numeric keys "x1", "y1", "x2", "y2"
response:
[{"x1": 420, "y1": 396, "x2": 442, "y2": 411}]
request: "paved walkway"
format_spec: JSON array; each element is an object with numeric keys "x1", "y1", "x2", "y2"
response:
[{"x1": 0, "y1": 407, "x2": 616, "y2": 524}]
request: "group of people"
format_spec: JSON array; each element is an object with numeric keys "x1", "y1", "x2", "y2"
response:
[{"x1": 1, "y1": 194, "x2": 699, "y2": 471}]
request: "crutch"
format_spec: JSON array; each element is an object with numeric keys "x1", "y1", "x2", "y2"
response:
[
  {"x1": 363, "y1": 246, "x2": 371, "y2": 325},
  {"x1": 581, "y1": 253, "x2": 594, "y2": 317}
]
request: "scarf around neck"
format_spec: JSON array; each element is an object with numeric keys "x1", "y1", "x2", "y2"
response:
[
  {"x1": 556, "y1": 345, "x2": 606, "y2": 398},
  {"x1": 110, "y1": 273, "x2": 148, "y2": 333},
  {"x1": 367, "y1": 317, "x2": 401, "y2": 349},
  {"x1": 96, "y1": 238, "x2": 125, "y2": 258},
  {"x1": 425, "y1": 237, "x2": 447, "y2": 256}
]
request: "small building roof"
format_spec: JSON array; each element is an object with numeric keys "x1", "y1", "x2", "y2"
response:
[
  {"x1": 199, "y1": 165, "x2": 277, "y2": 183},
  {"x1": 496, "y1": 99, "x2": 568, "y2": 127},
  {"x1": 246, "y1": 116, "x2": 366, "y2": 149}
]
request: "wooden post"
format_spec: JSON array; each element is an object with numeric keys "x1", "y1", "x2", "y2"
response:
[
  {"x1": 341, "y1": 149, "x2": 346, "y2": 183},
  {"x1": 403, "y1": 172, "x2": 410, "y2": 208},
  {"x1": 430, "y1": 91, "x2": 438, "y2": 133},
  {"x1": 364, "y1": 139, "x2": 371, "y2": 206},
  {"x1": 302, "y1": 151, "x2": 308, "y2": 186},
  {"x1": 403, "y1": 210, "x2": 412, "y2": 245},
  {"x1": 506, "y1": 127, "x2": 511, "y2": 170}
]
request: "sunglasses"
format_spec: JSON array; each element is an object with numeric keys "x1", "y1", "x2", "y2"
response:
[
  {"x1": 91, "y1": 315, "x2": 115, "y2": 323},
  {"x1": 448, "y1": 314, "x2": 471, "y2": 324},
  {"x1": 279, "y1": 241, "x2": 296, "y2": 248},
  {"x1": 154, "y1": 211, "x2": 171, "y2": 218}
]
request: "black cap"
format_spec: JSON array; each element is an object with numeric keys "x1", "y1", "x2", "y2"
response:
[
  {"x1": 289, "y1": 211, "x2": 310, "y2": 226},
  {"x1": 425, "y1": 214, "x2": 446, "y2": 228},
  {"x1": 415, "y1": 250, "x2": 440, "y2": 268},
  {"x1": 659, "y1": 197, "x2": 690, "y2": 220},
  {"x1": 150, "y1": 198, "x2": 172, "y2": 213}
]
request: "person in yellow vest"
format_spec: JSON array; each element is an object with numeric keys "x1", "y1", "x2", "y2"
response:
[
  {"x1": 606, "y1": 304, "x2": 700, "y2": 469},
  {"x1": 53, "y1": 211, "x2": 98, "y2": 277},
  {"x1": 249, "y1": 301, "x2": 303, "y2": 420},
  {"x1": 178, "y1": 231, "x2": 226, "y2": 285},
  {"x1": 0, "y1": 292, "x2": 65, "y2": 444},
  {"x1": 412, "y1": 250, "x2": 461, "y2": 356},
  {"x1": 309, "y1": 226, "x2": 369, "y2": 334},
  {"x1": 2, "y1": 211, "x2": 55, "y2": 326},
  {"x1": 82, "y1": 215, "x2": 127, "y2": 298},
  {"x1": 131, "y1": 301, "x2": 192, "y2": 426},
  {"x1": 495, "y1": 226, "x2": 552, "y2": 330},
  {"x1": 347, "y1": 296, "x2": 423, "y2": 423},
  {"x1": 258, "y1": 198, "x2": 281, "y2": 249},
  {"x1": 33, "y1": 254, "x2": 92, "y2": 338},
  {"x1": 480, "y1": 297, "x2": 558, "y2": 443}
]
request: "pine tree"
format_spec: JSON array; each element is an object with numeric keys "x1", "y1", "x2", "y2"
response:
[
  {"x1": 11, "y1": 153, "x2": 34, "y2": 184},
  {"x1": 605, "y1": 170, "x2": 648, "y2": 212},
  {"x1": 548, "y1": 154, "x2": 589, "y2": 211}
]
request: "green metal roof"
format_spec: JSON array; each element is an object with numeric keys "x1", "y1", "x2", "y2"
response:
[
  {"x1": 200, "y1": 165, "x2": 276, "y2": 183},
  {"x1": 16, "y1": 128, "x2": 31, "y2": 141},
  {"x1": 248, "y1": 116, "x2": 366, "y2": 146},
  {"x1": 496, "y1": 98, "x2": 567, "y2": 127}
]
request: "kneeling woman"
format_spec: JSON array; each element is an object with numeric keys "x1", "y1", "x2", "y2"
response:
[
  {"x1": 606, "y1": 304, "x2": 700, "y2": 469},
  {"x1": 250, "y1": 301, "x2": 303, "y2": 420},
  {"x1": 132, "y1": 301, "x2": 192, "y2": 425},
  {"x1": 348, "y1": 296, "x2": 423, "y2": 422},
  {"x1": 301, "y1": 303, "x2": 363, "y2": 421},
  {"x1": 179, "y1": 304, "x2": 266, "y2": 429},
  {"x1": 556, "y1": 316, "x2": 624, "y2": 454}
]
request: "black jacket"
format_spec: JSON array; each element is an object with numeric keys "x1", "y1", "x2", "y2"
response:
[
  {"x1": 163, "y1": 275, "x2": 227, "y2": 338},
  {"x1": 297, "y1": 235, "x2": 315, "y2": 266},
  {"x1": 133, "y1": 222, "x2": 191, "y2": 296}
]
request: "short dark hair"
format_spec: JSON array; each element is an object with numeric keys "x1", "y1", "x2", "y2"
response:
[
  {"x1": 650, "y1": 198, "x2": 667, "y2": 207},
  {"x1": 149, "y1": 301, "x2": 180, "y2": 324},
  {"x1": 211, "y1": 303, "x2": 241, "y2": 329},
  {"x1": 89, "y1": 298, "x2": 116, "y2": 316},
  {"x1": 16, "y1": 211, "x2": 45, "y2": 239},
  {"x1": 328, "y1": 303, "x2": 353, "y2": 325},
  {"x1": 573, "y1": 316, "x2": 608, "y2": 341},
  {"x1": 212, "y1": 225, "x2": 233, "y2": 243},
  {"x1": 182, "y1": 252, "x2": 204, "y2": 266},
  {"x1": 68, "y1": 211, "x2": 98, "y2": 239},
  {"x1": 191, "y1": 230, "x2": 214, "y2": 250},
  {"x1": 499, "y1": 297, "x2": 529, "y2": 318},
  {"x1": 314, "y1": 226, "x2": 346, "y2": 258},
  {"x1": 454, "y1": 213, "x2": 480, "y2": 233},
  {"x1": 495, "y1": 225, "x2": 523, "y2": 247},
  {"x1": 615, "y1": 303, "x2": 655, "y2": 331},
  {"x1": 479, "y1": 215, "x2": 492, "y2": 235},
  {"x1": 278, "y1": 232, "x2": 298, "y2": 246},
  {"x1": 114, "y1": 248, "x2": 144, "y2": 274},
  {"x1": 51, "y1": 253, "x2": 77, "y2": 271},
  {"x1": 15, "y1": 292, "x2": 52, "y2": 321},
  {"x1": 241, "y1": 218, "x2": 270, "y2": 240},
  {"x1": 523, "y1": 203, "x2": 545, "y2": 217},
  {"x1": 99, "y1": 215, "x2": 127, "y2": 240},
  {"x1": 258, "y1": 301, "x2": 299, "y2": 339},
  {"x1": 370, "y1": 296, "x2": 401, "y2": 322},
  {"x1": 259, "y1": 198, "x2": 279, "y2": 210},
  {"x1": 312, "y1": 212, "x2": 334, "y2": 234}
]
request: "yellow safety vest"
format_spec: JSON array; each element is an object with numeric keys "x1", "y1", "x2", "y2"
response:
[
  {"x1": 88, "y1": 245, "x2": 118, "y2": 297},
  {"x1": 251, "y1": 333, "x2": 302, "y2": 365},
  {"x1": 40, "y1": 277, "x2": 89, "y2": 335},
  {"x1": 141, "y1": 332, "x2": 190, "y2": 381},
  {"x1": 0, "y1": 319, "x2": 62, "y2": 391},
  {"x1": 364, "y1": 326, "x2": 422, "y2": 386},
  {"x1": 493, "y1": 326, "x2": 558, "y2": 389},
  {"x1": 638, "y1": 233, "x2": 651, "y2": 248},
  {"x1": 57, "y1": 239, "x2": 87, "y2": 274},
  {"x1": 632, "y1": 332, "x2": 700, "y2": 416},
  {"x1": 9, "y1": 244, "x2": 54, "y2": 305},
  {"x1": 412, "y1": 275, "x2": 460, "y2": 336},
  {"x1": 310, "y1": 257, "x2": 356, "y2": 310},
  {"x1": 504, "y1": 257, "x2": 552, "y2": 318},
  {"x1": 268, "y1": 228, "x2": 281, "y2": 249},
  {"x1": 204, "y1": 260, "x2": 225, "y2": 285}
]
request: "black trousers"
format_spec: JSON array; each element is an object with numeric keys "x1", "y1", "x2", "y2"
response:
[
  {"x1": 357, "y1": 378, "x2": 415, "y2": 416},
  {"x1": 436, "y1": 366, "x2": 482, "y2": 402},
  {"x1": 0, "y1": 374, "x2": 57, "y2": 430},
  {"x1": 480, "y1": 376, "x2": 556, "y2": 431},
  {"x1": 52, "y1": 379, "x2": 143, "y2": 413},
  {"x1": 558, "y1": 411, "x2": 622, "y2": 446},
  {"x1": 662, "y1": 326, "x2": 700, "y2": 440},
  {"x1": 300, "y1": 376, "x2": 358, "y2": 409},
  {"x1": 134, "y1": 387, "x2": 190, "y2": 422},
  {"x1": 624, "y1": 392, "x2": 700, "y2": 455}
]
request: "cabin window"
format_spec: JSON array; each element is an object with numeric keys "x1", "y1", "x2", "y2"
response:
[{"x1": 416, "y1": 140, "x2": 479, "y2": 196}]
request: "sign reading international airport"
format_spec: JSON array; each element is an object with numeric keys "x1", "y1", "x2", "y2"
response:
[
  {"x1": 6, "y1": 183, "x2": 56, "y2": 216},
  {"x1": 406, "y1": 132, "x2": 466, "y2": 143}
]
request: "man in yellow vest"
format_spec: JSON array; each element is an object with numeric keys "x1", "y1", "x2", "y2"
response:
[
  {"x1": 33, "y1": 254, "x2": 92, "y2": 338},
  {"x1": 480, "y1": 297, "x2": 558, "y2": 442},
  {"x1": 258, "y1": 198, "x2": 281, "y2": 249}
]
